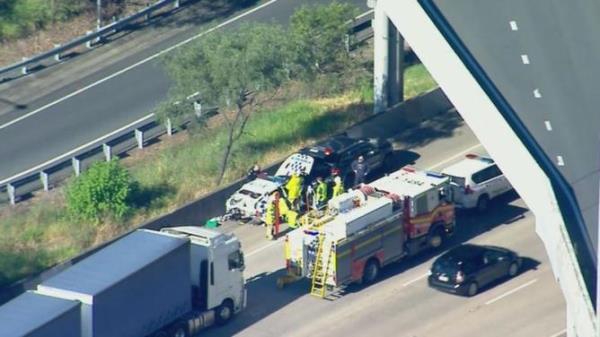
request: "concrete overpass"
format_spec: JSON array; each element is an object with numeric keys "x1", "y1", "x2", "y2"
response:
[{"x1": 370, "y1": 0, "x2": 599, "y2": 336}]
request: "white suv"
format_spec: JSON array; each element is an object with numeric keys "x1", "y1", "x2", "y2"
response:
[{"x1": 441, "y1": 154, "x2": 513, "y2": 211}]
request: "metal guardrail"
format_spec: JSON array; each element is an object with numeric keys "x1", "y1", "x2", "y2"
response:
[
  {"x1": 0, "y1": 11, "x2": 375, "y2": 205},
  {"x1": 0, "y1": 0, "x2": 184, "y2": 78}
]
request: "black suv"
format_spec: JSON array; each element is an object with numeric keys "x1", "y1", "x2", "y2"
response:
[
  {"x1": 294, "y1": 135, "x2": 393, "y2": 187},
  {"x1": 428, "y1": 244, "x2": 522, "y2": 297}
]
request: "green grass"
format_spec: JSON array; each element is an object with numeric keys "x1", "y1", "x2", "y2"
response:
[{"x1": 0, "y1": 64, "x2": 437, "y2": 287}]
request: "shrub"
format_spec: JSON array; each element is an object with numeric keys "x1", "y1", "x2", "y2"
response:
[{"x1": 66, "y1": 159, "x2": 134, "y2": 222}]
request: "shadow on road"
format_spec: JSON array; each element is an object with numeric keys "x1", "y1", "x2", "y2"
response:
[
  {"x1": 204, "y1": 268, "x2": 307, "y2": 337},
  {"x1": 391, "y1": 109, "x2": 464, "y2": 149}
]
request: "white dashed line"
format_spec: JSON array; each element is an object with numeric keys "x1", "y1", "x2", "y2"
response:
[
  {"x1": 548, "y1": 328, "x2": 566, "y2": 337},
  {"x1": 545, "y1": 121, "x2": 553, "y2": 131},
  {"x1": 246, "y1": 237, "x2": 284, "y2": 257},
  {"x1": 521, "y1": 54, "x2": 530, "y2": 64},
  {"x1": 556, "y1": 156, "x2": 565, "y2": 166},
  {"x1": 485, "y1": 278, "x2": 538, "y2": 305},
  {"x1": 533, "y1": 88, "x2": 543, "y2": 98},
  {"x1": 402, "y1": 273, "x2": 429, "y2": 287},
  {"x1": 509, "y1": 21, "x2": 519, "y2": 31}
]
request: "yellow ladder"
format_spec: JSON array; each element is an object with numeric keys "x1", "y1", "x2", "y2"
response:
[{"x1": 310, "y1": 234, "x2": 335, "y2": 298}]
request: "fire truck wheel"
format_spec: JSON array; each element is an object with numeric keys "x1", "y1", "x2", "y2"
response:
[
  {"x1": 428, "y1": 227, "x2": 445, "y2": 249},
  {"x1": 362, "y1": 259, "x2": 380, "y2": 284},
  {"x1": 216, "y1": 299, "x2": 234, "y2": 325}
]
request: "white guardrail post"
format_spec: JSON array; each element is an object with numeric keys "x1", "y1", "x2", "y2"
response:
[
  {"x1": 40, "y1": 171, "x2": 50, "y2": 191},
  {"x1": 72, "y1": 157, "x2": 82, "y2": 176},
  {"x1": 7, "y1": 183, "x2": 16, "y2": 205},
  {"x1": 103, "y1": 144, "x2": 112, "y2": 161}
]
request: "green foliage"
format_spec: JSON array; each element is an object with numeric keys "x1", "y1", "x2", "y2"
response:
[
  {"x1": 0, "y1": 0, "x2": 88, "y2": 40},
  {"x1": 163, "y1": 23, "x2": 291, "y2": 110},
  {"x1": 289, "y1": 2, "x2": 359, "y2": 79},
  {"x1": 66, "y1": 159, "x2": 134, "y2": 222}
]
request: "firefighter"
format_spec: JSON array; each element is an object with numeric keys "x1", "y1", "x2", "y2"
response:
[
  {"x1": 265, "y1": 191, "x2": 281, "y2": 240},
  {"x1": 285, "y1": 172, "x2": 303, "y2": 210},
  {"x1": 315, "y1": 176, "x2": 328, "y2": 208},
  {"x1": 332, "y1": 175, "x2": 344, "y2": 198}
]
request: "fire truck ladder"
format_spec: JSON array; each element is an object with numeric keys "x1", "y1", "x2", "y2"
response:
[{"x1": 310, "y1": 234, "x2": 335, "y2": 298}]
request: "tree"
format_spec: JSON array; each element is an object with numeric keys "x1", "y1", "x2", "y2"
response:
[
  {"x1": 289, "y1": 2, "x2": 359, "y2": 79},
  {"x1": 66, "y1": 159, "x2": 134, "y2": 222},
  {"x1": 161, "y1": 23, "x2": 291, "y2": 185}
]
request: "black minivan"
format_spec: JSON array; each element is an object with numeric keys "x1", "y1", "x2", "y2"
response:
[{"x1": 428, "y1": 244, "x2": 522, "y2": 296}]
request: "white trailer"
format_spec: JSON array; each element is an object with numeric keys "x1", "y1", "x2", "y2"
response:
[{"x1": 36, "y1": 227, "x2": 246, "y2": 337}]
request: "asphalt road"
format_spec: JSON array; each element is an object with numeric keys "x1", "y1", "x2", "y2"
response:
[
  {"x1": 0, "y1": 0, "x2": 368, "y2": 183},
  {"x1": 208, "y1": 121, "x2": 566, "y2": 337},
  {"x1": 430, "y1": 0, "x2": 600, "y2": 285}
]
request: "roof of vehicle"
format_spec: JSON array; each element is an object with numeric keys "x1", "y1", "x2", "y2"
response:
[
  {"x1": 238, "y1": 176, "x2": 283, "y2": 195},
  {"x1": 39, "y1": 230, "x2": 187, "y2": 297},
  {"x1": 0, "y1": 291, "x2": 80, "y2": 336},
  {"x1": 441, "y1": 154, "x2": 496, "y2": 178},
  {"x1": 438, "y1": 244, "x2": 486, "y2": 262},
  {"x1": 300, "y1": 135, "x2": 369, "y2": 159},
  {"x1": 369, "y1": 167, "x2": 449, "y2": 197}
]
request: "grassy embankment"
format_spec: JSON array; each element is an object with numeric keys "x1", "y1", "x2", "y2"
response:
[{"x1": 0, "y1": 64, "x2": 437, "y2": 287}]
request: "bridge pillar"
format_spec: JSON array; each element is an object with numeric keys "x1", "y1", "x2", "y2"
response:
[{"x1": 372, "y1": 0, "x2": 404, "y2": 113}]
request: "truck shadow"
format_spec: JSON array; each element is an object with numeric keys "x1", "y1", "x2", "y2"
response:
[
  {"x1": 202, "y1": 268, "x2": 307, "y2": 337},
  {"x1": 344, "y1": 193, "x2": 532, "y2": 294}
]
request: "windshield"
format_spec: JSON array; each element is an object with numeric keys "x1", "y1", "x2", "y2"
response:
[{"x1": 238, "y1": 189, "x2": 260, "y2": 199}]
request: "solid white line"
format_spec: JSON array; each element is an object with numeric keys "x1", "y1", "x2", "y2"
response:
[
  {"x1": 544, "y1": 120, "x2": 552, "y2": 131},
  {"x1": 509, "y1": 21, "x2": 518, "y2": 31},
  {"x1": 246, "y1": 237, "x2": 283, "y2": 258},
  {"x1": 0, "y1": 113, "x2": 154, "y2": 185},
  {"x1": 0, "y1": 0, "x2": 282, "y2": 131},
  {"x1": 521, "y1": 54, "x2": 530, "y2": 64},
  {"x1": 548, "y1": 328, "x2": 566, "y2": 337},
  {"x1": 402, "y1": 273, "x2": 429, "y2": 287},
  {"x1": 426, "y1": 143, "x2": 483, "y2": 170},
  {"x1": 485, "y1": 278, "x2": 538, "y2": 305}
]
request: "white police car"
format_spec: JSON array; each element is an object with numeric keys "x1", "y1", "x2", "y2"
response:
[
  {"x1": 441, "y1": 154, "x2": 513, "y2": 211},
  {"x1": 225, "y1": 176, "x2": 286, "y2": 221}
]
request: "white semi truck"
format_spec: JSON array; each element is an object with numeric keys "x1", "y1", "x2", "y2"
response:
[
  {"x1": 16, "y1": 226, "x2": 247, "y2": 337},
  {"x1": 279, "y1": 167, "x2": 456, "y2": 297}
]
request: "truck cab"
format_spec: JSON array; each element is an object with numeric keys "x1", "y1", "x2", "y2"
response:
[{"x1": 161, "y1": 226, "x2": 246, "y2": 324}]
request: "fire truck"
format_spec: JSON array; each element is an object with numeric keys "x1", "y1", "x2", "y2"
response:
[{"x1": 278, "y1": 167, "x2": 456, "y2": 298}]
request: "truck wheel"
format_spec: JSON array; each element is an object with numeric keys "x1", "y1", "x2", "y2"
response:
[
  {"x1": 362, "y1": 259, "x2": 380, "y2": 284},
  {"x1": 216, "y1": 300, "x2": 234, "y2": 325},
  {"x1": 476, "y1": 195, "x2": 489, "y2": 212},
  {"x1": 428, "y1": 227, "x2": 445, "y2": 249}
]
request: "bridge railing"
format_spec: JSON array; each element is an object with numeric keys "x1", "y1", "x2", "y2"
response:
[{"x1": 0, "y1": 11, "x2": 375, "y2": 205}]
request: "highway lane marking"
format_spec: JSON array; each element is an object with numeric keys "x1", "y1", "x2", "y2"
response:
[
  {"x1": 545, "y1": 120, "x2": 553, "y2": 131},
  {"x1": 0, "y1": 0, "x2": 283, "y2": 131},
  {"x1": 484, "y1": 278, "x2": 538, "y2": 305},
  {"x1": 533, "y1": 88, "x2": 542, "y2": 98},
  {"x1": 246, "y1": 237, "x2": 284, "y2": 258},
  {"x1": 521, "y1": 54, "x2": 530, "y2": 64},
  {"x1": 0, "y1": 4, "x2": 375, "y2": 132},
  {"x1": 556, "y1": 155, "x2": 565, "y2": 166},
  {"x1": 402, "y1": 273, "x2": 429, "y2": 287},
  {"x1": 426, "y1": 143, "x2": 482, "y2": 170},
  {"x1": 509, "y1": 21, "x2": 518, "y2": 31},
  {"x1": 355, "y1": 9, "x2": 374, "y2": 20},
  {"x1": 0, "y1": 113, "x2": 153, "y2": 185},
  {"x1": 548, "y1": 328, "x2": 566, "y2": 337}
]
